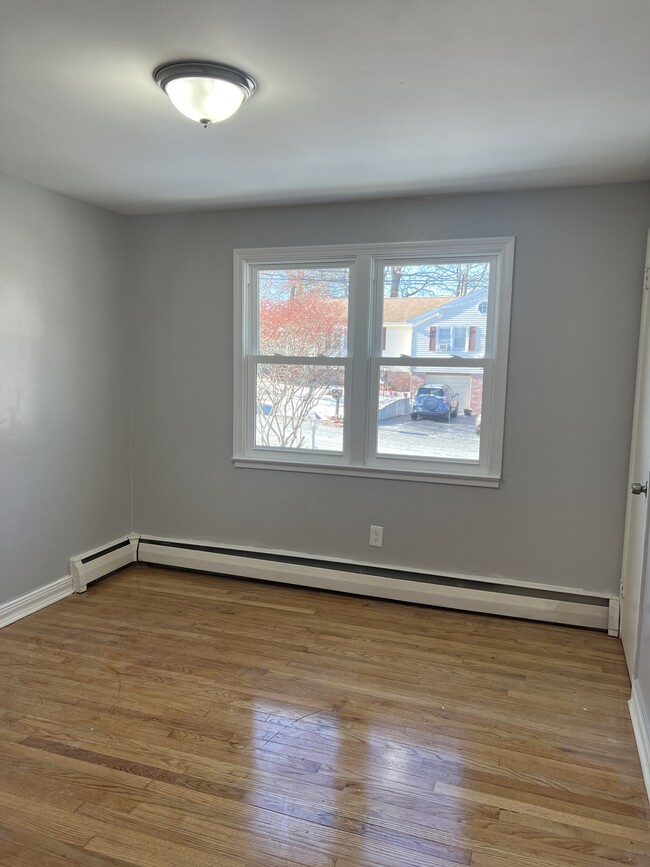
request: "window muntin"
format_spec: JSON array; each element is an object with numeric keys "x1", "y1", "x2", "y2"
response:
[{"x1": 235, "y1": 239, "x2": 514, "y2": 484}]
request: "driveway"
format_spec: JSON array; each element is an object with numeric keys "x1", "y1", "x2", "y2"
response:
[
  {"x1": 303, "y1": 411, "x2": 480, "y2": 460},
  {"x1": 377, "y1": 412, "x2": 479, "y2": 460}
]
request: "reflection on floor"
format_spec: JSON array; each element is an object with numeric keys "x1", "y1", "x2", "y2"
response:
[{"x1": 0, "y1": 564, "x2": 646, "y2": 866}]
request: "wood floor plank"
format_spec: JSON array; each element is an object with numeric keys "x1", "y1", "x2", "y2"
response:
[
  {"x1": 0, "y1": 564, "x2": 647, "y2": 865},
  {"x1": 0, "y1": 821, "x2": 132, "y2": 866},
  {"x1": 434, "y1": 781, "x2": 650, "y2": 841}
]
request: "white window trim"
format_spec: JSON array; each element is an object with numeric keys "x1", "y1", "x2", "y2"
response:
[{"x1": 233, "y1": 237, "x2": 515, "y2": 486}]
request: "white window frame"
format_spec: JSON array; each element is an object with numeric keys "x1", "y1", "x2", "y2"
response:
[{"x1": 233, "y1": 237, "x2": 514, "y2": 487}]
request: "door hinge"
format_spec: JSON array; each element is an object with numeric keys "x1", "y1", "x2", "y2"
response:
[{"x1": 644, "y1": 267, "x2": 650, "y2": 290}]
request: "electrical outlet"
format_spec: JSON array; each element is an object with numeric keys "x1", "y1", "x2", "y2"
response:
[{"x1": 369, "y1": 525, "x2": 383, "y2": 547}]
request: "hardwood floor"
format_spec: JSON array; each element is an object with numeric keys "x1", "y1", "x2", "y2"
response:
[{"x1": 0, "y1": 564, "x2": 647, "y2": 866}]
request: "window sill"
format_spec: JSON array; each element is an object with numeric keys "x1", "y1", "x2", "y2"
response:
[{"x1": 232, "y1": 457, "x2": 501, "y2": 487}]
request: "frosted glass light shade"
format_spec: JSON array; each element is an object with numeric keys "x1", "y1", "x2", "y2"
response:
[
  {"x1": 165, "y1": 77, "x2": 245, "y2": 124},
  {"x1": 154, "y1": 62, "x2": 257, "y2": 127}
]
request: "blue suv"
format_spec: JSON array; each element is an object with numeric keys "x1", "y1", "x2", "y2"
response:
[{"x1": 411, "y1": 385, "x2": 459, "y2": 422}]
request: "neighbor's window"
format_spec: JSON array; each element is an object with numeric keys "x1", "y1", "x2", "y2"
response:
[
  {"x1": 234, "y1": 238, "x2": 514, "y2": 485},
  {"x1": 451, "y1": 327, "x2": 468, "y2": 352}
]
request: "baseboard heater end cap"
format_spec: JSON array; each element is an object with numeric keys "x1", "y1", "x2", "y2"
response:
[{"x1": 70, "y1": 536, "x2": 135, "y2": 593}]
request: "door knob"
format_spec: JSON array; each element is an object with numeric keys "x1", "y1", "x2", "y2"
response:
[{"x1": 631, "y1": 482, "x2": 648, "y2": 496}]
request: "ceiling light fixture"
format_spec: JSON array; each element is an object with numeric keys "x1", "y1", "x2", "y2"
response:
[{"x1": 153, "y1": 61, "x2": 257, "y2": 128}]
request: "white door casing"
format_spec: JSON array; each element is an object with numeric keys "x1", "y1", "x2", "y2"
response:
[{"x1": 621, "y1": 229, "x2": 650, "y2": 676}]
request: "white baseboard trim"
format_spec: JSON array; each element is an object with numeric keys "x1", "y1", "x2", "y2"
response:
[
  {"x1": 0, "y1": 575, "x2": 73, "y2": 629},
  {"x1": 0, "y1": 534, "x2": 138, "y2": 631},
  {"x1": 70, "y1": 534, "x2": 138, "y2": 593},
  {"x1": 629, "y1": 680, "x2": 650, "y2": 801},
  {"x1": 138, "y1": 536, "x2": 612, "y2": 631}
]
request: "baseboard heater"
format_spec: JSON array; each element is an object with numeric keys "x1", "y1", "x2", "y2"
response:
[
  {"x1": 137, "y1": 537, "x2": 617, "y2": 633},
  {"x1": 70, "y1": 535, "x2": 138, "y2": 593}
]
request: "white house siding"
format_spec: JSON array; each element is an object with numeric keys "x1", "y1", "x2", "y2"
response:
[
  {"x1": 412, "y1": 304, "x2": 487, "y2": 359},
  {"x1": 383, "y1": 324, "x2": 411, "y2": 356}
]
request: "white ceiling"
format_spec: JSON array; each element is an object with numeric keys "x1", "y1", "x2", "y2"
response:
[{"x1": 1, "y1": 0, "x2": 649, "y2": 215}]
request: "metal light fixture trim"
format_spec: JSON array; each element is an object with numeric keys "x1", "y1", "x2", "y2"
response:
[{"x1": 153, "y1": 61, "x2": 257, "y2": 127}]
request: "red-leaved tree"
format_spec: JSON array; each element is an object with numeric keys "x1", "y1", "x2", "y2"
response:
[{"x1": 257, "y1": 290, "x2": 346, "y2": 448}]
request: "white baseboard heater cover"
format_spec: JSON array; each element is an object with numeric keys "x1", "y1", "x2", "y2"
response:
[
  {"x1": 138, "y1": 537, "x2": 615, "y2": 633},
  {"x1": 70, "y1": 535, "x2": 137, "y2": 593}
]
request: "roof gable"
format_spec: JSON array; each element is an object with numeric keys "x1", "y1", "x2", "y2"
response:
[{"x1": 409, "y1": 286, "x2": 489, "y2": 325}]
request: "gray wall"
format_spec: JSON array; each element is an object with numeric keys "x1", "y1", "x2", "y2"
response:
[
  {"x1": 128, "y1": 183, "x2": 650, "y2": 595},
  {"x1": 2, "y1": 176, "x2": 646, "y2": 604},
  {"x1": 0, "y1": 173, "x2": 131, "y2": 603}
]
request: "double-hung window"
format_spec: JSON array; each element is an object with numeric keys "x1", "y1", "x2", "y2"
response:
[{"x1": 234, "y1": 238, "x2": 514, "y2": 486}]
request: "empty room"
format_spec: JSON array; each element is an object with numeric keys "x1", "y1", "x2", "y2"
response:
[{"x1": 2, "y1": 1, "x2": 650, "y2": 865}]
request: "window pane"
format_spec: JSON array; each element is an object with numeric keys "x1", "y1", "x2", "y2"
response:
[
  {"x1": 258, "y1": 267, "x2": 349, "y2": 356},
  {"x1": 452, "y1": 327, "x2": 468, "y2": 351},
  {"x1": 256, "y1": 363, "x2": 344, "y2": 452},
  {"x1": 438, "y1": 327, "x2": 452, "y2": 345},
  {"x1": 381, "y1": 262, "x2": 489, "y2": 359},
  {"x1": 377, "y1": 366, "x2": 483, "y2": 461}
]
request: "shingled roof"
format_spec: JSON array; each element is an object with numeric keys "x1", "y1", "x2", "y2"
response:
[
  {"x1": 301, "y1": 295, "x2": 455, "y2": 324},
  {"x1": 382, "y1": 297, "x2": 451, "y2": 323}
]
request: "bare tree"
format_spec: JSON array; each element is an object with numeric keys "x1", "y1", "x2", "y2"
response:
[
  {"x1": 386, "y1": 262, "x2": 489, "y2": 297},
  {"x1": 257, "y1": 364, "x2": 339, "y2": 448},
  {"x1": 259, "y1": 262, "x2": 489, "y2": 301},
  {"x1": 260, "y1": 267, "x2": 350, "y2": 299}
]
